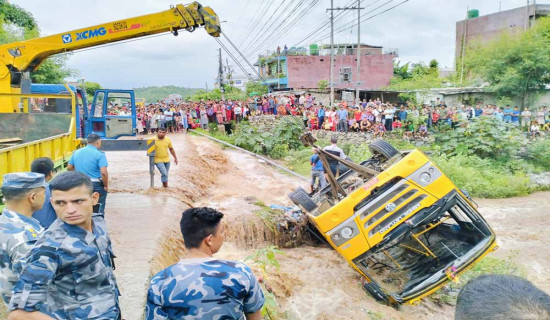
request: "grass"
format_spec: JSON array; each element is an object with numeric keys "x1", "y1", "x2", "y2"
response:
[
  {"x1": 253, "y1": 201, "x2": 285, "y2": 233},
  {"x1": 429, "y1": 252, "x2": 525, "y2": 306},
  {"x1": 191, "y1": 127, "x2": 236, "y2": 145}
]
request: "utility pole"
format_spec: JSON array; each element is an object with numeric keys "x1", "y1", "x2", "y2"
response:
[
  {"x1": 218, "y1": 48, "x2": 225, "y2": 100},
  {"x1": 460, "y1": 6, "x2": 468, "y2": 85},
  {"x1": 525, "y1": 0, "x2": 529, "y2": 31},
  {"x1": 356, "y1": 0, "x2": 361, "y2": 104},
  {"x1": 327, "y1": 2, "x2": 364, "y2": 107},
  {"x1": 329, "y1": 0, "x2": 334, "y2": 107}
]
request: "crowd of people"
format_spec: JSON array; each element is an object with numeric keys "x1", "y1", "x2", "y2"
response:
[{"x1": 125, "y1": 94, "x2": 550, "y2": 140}]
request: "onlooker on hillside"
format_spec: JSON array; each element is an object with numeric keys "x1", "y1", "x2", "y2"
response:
[{"x1": 521, "y1": 107, "x2": 532, "y2": 130}]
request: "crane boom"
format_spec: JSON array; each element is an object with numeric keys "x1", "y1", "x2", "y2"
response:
[{"x1": 0, "y1": 2, "x2": 220, "y2": 94}]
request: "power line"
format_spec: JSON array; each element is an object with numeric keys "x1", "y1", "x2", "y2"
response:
[
  {"x1": 236, "y1": 0, "x2": 271, "y2": 47},
  {"x1": 309, "y1": 0, "x2": 410, "y2": 44},
  {"x1": 241, "y1": 0, "x2": 311, "y2": 57},
  {"x1": 291, "y1": 0, "x2": 385, "y2": 48},
  {"x1": 242, "y1": 0, "x2": 320, "y2": 58},
  {"x1": 240, "y1": 0, "x2": 290, "y2": 49}
]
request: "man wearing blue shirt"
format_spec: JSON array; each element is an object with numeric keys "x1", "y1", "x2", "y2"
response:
[
  {"x1": 310, "y1": 148, "x2": 327, "y2": 193},
  {"x1": 336, "y1": 105, "x2": 349, "y2": 132},
  {"x1": 318, "y1": 104, "x2": 326, "y2": 129},
  {"x1": 30, "y1": 157, "x2": 57, "y2": 229},
  {"x1": 512, "y1": 106, "x2": 520, "y2": 126},
  {"x1": 67, "y1": 133, "x2": 109, "y2": 214},
  {"x1": 503, "y1": 106, "x2": 514, "y2": 123}
]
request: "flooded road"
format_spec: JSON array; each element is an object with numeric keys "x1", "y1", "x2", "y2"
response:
[{"x1": 102, "y1": 132, "x2": 550, "y2": 320}]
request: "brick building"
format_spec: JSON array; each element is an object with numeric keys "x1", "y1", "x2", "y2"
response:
[{"x1": 255, "y1": 44, "x2": 397, "y2": 92}]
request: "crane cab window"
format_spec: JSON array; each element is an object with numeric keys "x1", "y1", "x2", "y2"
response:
[
  {"x1": 106, "y1": 92, "x2": 132, "y2": 116},
  {"x1": 93, "y1": 91, "x2": 105, "y2": 117}
]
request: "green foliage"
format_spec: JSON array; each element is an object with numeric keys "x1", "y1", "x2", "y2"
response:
[
  {"x1": 246, "y1": 245, "x2": 283, "y2": 275},
  {"x1": 245, "y1": 246, "x2": 284, "y2": 319},
  {"x1": 435, "y1": 116, "x2": 526, "y2": 161},
  {"x1": 133, "y1": 86, "x2": 200, "y2": 103},
  {"x1": 233, "y1": 122, "x2": 267, "y2": 154},
  {"x1": 0, "y1": 1, "x2": 36, "y2": 31},
  {"x1": 0, "y1": 2, "x2": 72, "y2": 83},
  {"x1": 432, "y1": 154, "x2": 532, "y2": 198},
  {"x1": 317, "y1": 79, "x2": 329, "y2": 90},
  {"x1": 84, "y1": 81, "x2": 102, "y2": 100},
  {"x1": 283, "y1": 148, "x2": 315, "y2": 177},
  {"x1": 233, "y1": 117, "x2": 305, "y2": 156},
  {"x1": 464, "y1": 17, "x2": 550, "y2": 104},
  {"x1": 246, "y1": 81, "x2": 268, "y2": 96},
  {"x1": 387, "y1": 60, "x2": 444, "y2": 103},
  {"x1": 431, "y1": 252, "x2": 525, "y2": 306},
  {"x1": 526, "y1": 139, "x2": 550, "y2": 170},
  {"x1": 269, "y1": 144, "x2": 289, "y2": 159},
  {"x1": 31, "y1": 55, "x2": 74, "y2": 84},
  {"x1": 393, "y1": 60, "x2": 411, "y2": 80}
]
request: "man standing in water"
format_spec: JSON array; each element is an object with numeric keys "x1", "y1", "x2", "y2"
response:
[{"x1": 154, "y1": 128, "x2": 178, "y2": 188}]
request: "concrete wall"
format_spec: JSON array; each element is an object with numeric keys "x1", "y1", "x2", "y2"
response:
[
  {"x1": 286, "y1": 54, "x2": 395, "y2": 90},
  {"x1": 417, "y1": 90, "x2": 550, "y2": 108},
  {"x1": 455, "y1": 5, "x2": 550, "y2": 62}
]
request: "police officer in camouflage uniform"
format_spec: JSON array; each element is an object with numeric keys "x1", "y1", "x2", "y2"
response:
[
  {"x1": 0, "y1": 173, "x2": 46, "y2": 306},
  {"x1": 145, "y1": 207, "x2": 265, "y2": 320},
  {"x1": 8, "y1": 171, "x2": 121, "y2": 320}
]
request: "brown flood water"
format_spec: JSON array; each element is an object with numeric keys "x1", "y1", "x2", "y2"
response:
[{"x1": 102, "y1": 133, "x2": 549, "y2": 320}]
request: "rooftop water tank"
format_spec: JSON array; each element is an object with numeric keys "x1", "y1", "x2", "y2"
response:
[
  {"x1": 468, "y1": 9, "x2": 479, "y2": 19},
  {"x1": 309, "y1": 44, "x2": 319, "y2": 56}
]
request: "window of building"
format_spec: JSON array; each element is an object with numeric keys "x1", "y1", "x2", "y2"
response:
[{"x1": 340, "y1": 66, "x2": 352, "y2": 83}]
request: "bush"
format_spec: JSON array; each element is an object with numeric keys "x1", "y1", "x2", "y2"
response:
[
  {"x1": 269, "y1": 144, "x2": 289, "y2": 159},
  {"x1": 432, "y1": 154, "x2": 532, "y2": 198},
  {"x1": 526, "y1": 139, "x2": 550, "y2": 170},
  {"x1": 435, "y1": 116, "x2": 526, "y2": 161}
]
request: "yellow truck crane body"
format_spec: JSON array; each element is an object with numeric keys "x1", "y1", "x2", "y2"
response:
[{"x1": 0, "y1": 2, "x2": 220, "y2": 187}]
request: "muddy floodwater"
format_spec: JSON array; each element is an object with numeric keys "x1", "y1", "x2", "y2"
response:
[{"x1": 101, "y1": 133, "x2": 550, "y2": 320}]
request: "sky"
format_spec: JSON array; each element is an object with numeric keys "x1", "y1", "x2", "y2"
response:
[{"x1": 13, "y1": 0, "x2": 545, "y2": 89}]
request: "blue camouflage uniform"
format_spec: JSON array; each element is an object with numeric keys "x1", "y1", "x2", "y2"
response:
[
  {"x1": 0, "y1": 209, "x2": 44, "y2": 306},
  {"x1": 145, "y1": 258, "x2": 265, "y2": 320},
  {"x1": 8, "y1": 212, "x2": 120, "y2": 319},
  {"x1": 0, "y1": 172, "x2": 46, "y2": 306}
]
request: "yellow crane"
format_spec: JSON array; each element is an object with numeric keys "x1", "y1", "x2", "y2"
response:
[{"x1": 0, "y1": 2, "x2": 221, "y2": 186}]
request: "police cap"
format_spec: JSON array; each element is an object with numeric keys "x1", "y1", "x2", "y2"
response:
[{"x1": 2, "y1": 172, "x2": 47, "y2": 189}]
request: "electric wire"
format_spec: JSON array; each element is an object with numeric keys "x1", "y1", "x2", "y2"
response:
[
  {"x1": 244, "y1": 0, "x2": 323, "y2": 59},
  {"x1": 240, "y1": 0, "x2": 289, "y2": 50},
  {"x1": 236, "y1": 0, "x2": 271, "y2": 47},
  {"x1": 241, "y1": 0, "x2": 311, "y2": 57},
  {"x1": 309, "y1": 0, "x2": 410, "y2": 44},
  {"x1": 215, "y1": 37, "x2": 264, "y2": 88},
  {"x1": 221, "y1": 32, "x2": 268, "y2": 84}
]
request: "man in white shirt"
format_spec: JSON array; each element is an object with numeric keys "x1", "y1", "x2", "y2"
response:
[
  {"x1": 323, "y1": 135, "x2": 346, "y2": 177},
  {"x1": 234, "y1": 105, "x2": 243, "y2": 123}
]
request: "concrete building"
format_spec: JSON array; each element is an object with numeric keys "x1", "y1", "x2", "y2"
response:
[
  {"x1": 455, "y1": 4, "x2": 550, "y2": 63},
  {"x1": 255, "y1": 44, "x2": 397, "y2": 94}
]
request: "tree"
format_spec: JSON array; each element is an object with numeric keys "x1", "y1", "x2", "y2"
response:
[
  {"x1": 393, "y1": 60, "x2": 411, "y2": 80},
  {"x1": 31, "y1": 56, "x2": 74, "y2": 84},
  {"x1": 386, "y1": 60, "x2": 444, "y2": 103},
  {"x1": 0, "y1": 1, "x2": 74, "y2": 83},
  {"x1": 464, "y1": 17, "x2": 550, "y2": 106},
  {"x1": 246, "y1": 81, "x2": 268, "y2": 96},
  {"x1": 317, "y1": 79, "x2": 328, "y2": 90}
]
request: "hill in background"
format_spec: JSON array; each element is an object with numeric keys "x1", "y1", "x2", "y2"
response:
[{"x1": 133, "y1": 86, "x2": 201, "y2": 103}]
